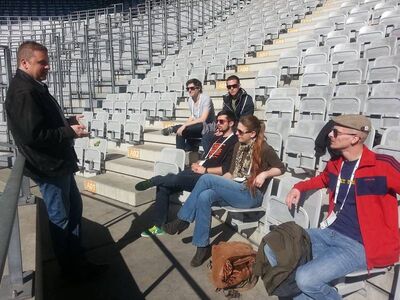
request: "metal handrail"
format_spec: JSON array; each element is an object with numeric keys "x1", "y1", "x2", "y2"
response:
[{"x1": 0, "y1": 154, "x2": 25, "y2": 280}]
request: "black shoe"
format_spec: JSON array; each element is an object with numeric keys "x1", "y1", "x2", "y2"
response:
[
  {"x1": 161, "y1": 126, "x2": 173, "y2": 136},
  {"x1": 163, "y1": 219, "x2": 189, "y2": 235},
  {"x1": 190, "y1": 246, "x2": 211, "y2": 267},
  {"x1": 135, "y1": 179, "x2": 154, "y2": 191}
]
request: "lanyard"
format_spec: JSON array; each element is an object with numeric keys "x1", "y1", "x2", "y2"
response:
[
  {"x1": 205, "y1": 133, "x2": 234, "y2": 160},
  {"x1": 333, "y1": 157, "x2": 361, "y2": 212}
]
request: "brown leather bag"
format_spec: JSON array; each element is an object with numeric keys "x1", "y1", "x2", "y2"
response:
[{"x1": 210, "y1": 241, "x2": 258, "y2": 290}]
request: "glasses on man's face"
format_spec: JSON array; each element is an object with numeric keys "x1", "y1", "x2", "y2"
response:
[
  {"x1": 226, "y1": 84, "x2": 239, "y2": 90},
  {"x1": 236, "y1": 128, "x2": 252, "y2": 135},
  {"x1": 186, "y1": 86, "x2": 197, "y2": 92},
  {"x1": 216, "y1": 119, "x2": 228, "y2": 125},
  {"x1": 331, "y1": 128, "x2": 358, "y2": 138}
]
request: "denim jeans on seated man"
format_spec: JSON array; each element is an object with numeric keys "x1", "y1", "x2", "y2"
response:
[
  {"x1": 35, "y1": 174, "x2": 84, "y2": 271},
  {"x1": 151, "y1": 169, "x2": 202, "y2": 226},
  {"x1": 264, "y1": 228, "x2": 367, "y2": 299},
  {"x1": 177, "y1": 174, "x2": 263, "y2": 247}
]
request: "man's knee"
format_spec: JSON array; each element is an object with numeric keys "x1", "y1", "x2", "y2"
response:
[{"x1": 295, "y1": 265, "x2": 318, "y2": 292}]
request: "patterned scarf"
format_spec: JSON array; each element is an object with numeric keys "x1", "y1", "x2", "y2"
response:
[{"x1": 232, "y1": 141, "x2": 254, "y2": 179}]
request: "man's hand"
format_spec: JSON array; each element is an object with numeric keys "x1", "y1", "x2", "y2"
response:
[
  {"x1": 75, "y1": 114, "x2": 85, "y2": 125},
  {"x1": 253, "y1": 172, "x2": 268, "y2": 188},
  {"x1": 285, "y1": 188, "x2": 301, "y2": 208},
  {"x1": 176, "y1": 125, "x2": 185, "y2": 136},
  {"x1": 71, "y1": 124, "x2": 89, "y2": 138},
  {"x1": 191, "y1": 162, "x2": 206, "y2": 174}
]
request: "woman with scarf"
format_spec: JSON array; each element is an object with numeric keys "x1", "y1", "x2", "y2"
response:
[{"x1": 163, "y1": 115, "x2": 285, "y2": 267}]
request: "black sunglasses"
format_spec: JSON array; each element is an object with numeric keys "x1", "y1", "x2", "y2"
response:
[
  {"x1": 332, "y1": 128, "x2": 357, "y2": 138},
  {"x1": 236, "y1": 129, "x2": 252, "y2": 135},
  {"x1": 227, "y1": 84, "x2": 239, "y2": 90},
  {"x1": 186, "y1": 86, "x2": 198, "y2": 91},
  {"x1": 216, "y1": 119, "x2": 228, "y2": 124}
]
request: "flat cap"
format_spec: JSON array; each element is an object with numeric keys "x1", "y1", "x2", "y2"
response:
[{"x1": 333, "y1": 114, "x2": 371, "y2": 132}]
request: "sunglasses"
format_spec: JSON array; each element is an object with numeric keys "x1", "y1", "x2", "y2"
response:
[
  {"x1": 216, "y1": 119, "x2": 228, "y2": 124},
  {"x1": 227, "y1": 84, "x2": 239, "y2": 90},
  {"x1": 186, "y1": 86, "x2": 198, "y2": 91},
  {"x1": 331, "y1": 128, "x2": 358, "y2": 138},
  {"x1": 236, "y1": 129, "x2": 252, "y2": 135}
]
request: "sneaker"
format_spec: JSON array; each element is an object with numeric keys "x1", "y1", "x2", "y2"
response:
[
  {"x1": 135, "y1": 179, "x2": 154, "y2": 191},
  {"x1": 141, "y1": 225, "x2": 165, "y2": 237},
  {"x1": 163, "y1": 219, "x2": 189, "y2": 235},
  {"x1": 161, "y1": 126, "x2": 174, "y2": 136},
  {"x1": 190, "y1": 246, "x2": 211, "y2": 267}
]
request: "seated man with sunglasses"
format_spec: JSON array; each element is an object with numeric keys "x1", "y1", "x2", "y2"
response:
[
  {"x1": 162, "y1": 78, "x2": 215, "y2": 152},
  {"x1": 283, "y1": 114, "x2": 400, "y2": 300},
  {"x1": 136, "y1": 110, "x2": 238, "y2": 237}
]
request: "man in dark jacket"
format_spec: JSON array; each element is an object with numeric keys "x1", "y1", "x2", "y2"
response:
[
  {"x1": 5, "y1": 41, "x2": 106, "y2": 280},
  {"x1": 222, "y1": 75, "x2": 254, "y2": 120}
]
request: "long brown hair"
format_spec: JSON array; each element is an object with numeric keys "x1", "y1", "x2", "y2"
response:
[{"x1": 238, "y1": 115, "x2": 265, "y2": 196}]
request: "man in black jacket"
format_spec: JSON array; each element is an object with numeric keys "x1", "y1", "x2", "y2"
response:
[
  {"x1": 5, "y1": 41, "x2": 105, "y2": 280},
  {"x1": 222, "y1": 75, "x2": 254, "y2": 120}
]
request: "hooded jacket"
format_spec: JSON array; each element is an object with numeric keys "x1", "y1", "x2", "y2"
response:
[
  {"x1": 5, "y1": 69, "x2": 79, "y2": 179},
  {"x1": 294, "y1": 146, "x2": 400, "y2": 269},
  {"x1": 222, "y1": 88, "x2": 254, "y2": 121}
]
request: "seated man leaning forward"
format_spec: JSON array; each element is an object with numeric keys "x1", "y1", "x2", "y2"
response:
[
  {"x1": 135, "y1": 110, "x2": 238, "y2": 237},
  {"x1": 285, "y1": 114, "x2": 400, "y2": 300},
  {"x1": 163, "y1": 115, "x2": 285, "y2": 267}
]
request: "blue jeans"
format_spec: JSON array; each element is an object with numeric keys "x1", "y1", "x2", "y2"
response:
[
  {"x1": 293, "y1": 228, "x2": 367, "y2": 300},
  {"x1": 35, "y1": 174, "x2": 84, "y2": 270},
  {"x1": 177, "y1": 174, "x2": 263, "y2": 247},
  {"x1": 151, "y1": 169, "x2": 202, "y2": 226}
]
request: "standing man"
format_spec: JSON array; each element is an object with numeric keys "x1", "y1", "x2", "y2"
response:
[
  {"x1": 5, "y1": 41, "x2": 106, "y2": 280},
  {"x1": 285, "y1": 114, "x2": 400, "y2": 299},
  {"x1": 135, "y1": 110, "x2": 238, "y2": 237}
]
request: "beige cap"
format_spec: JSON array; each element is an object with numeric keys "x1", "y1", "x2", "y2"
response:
[{"x1": 333, "y1": 114, "x2": 371, "y2": 132}]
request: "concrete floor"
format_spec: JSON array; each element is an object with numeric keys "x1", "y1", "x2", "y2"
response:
[{"x1": 39, "y1": 176, "x2": 277, "y2": 300}]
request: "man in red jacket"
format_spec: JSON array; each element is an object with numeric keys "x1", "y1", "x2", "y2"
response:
[{"x1": 285, "y1": 114, "x2": 400, "y2": 300}]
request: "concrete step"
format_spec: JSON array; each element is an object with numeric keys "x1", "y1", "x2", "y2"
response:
[
  {"x1": 144, "y1": 130, "x2": 176, "y2": 145},
  {"x1": 125, "y1": 142, "x2": 175, "y2": 162},
  {"x1": 105, "y1": 156, "x2": 155, "y2": 179},
  {"x1": 83, "y1": 172, "x2": 155, "y2": 207}
]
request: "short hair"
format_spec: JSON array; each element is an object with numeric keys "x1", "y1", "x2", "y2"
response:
[
  {"x1": 217, "y1": 110, "x2": 236, "y2": 123},
  {"x1": 17, "y1": 41, "x2": 48, "y2": 67},
  {"x1": 226, "y1": 75, "x2": 240, "y2": 84},
  {"x1": 186, "y1": 78, "x2": 203, "y2": 93}
]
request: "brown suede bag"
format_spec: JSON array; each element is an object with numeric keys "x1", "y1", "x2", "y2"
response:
[{"x1": 210, "y1": 241, "x2": 258, "y2": 290}]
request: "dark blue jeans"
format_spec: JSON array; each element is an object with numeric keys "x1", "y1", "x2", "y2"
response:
[
  {"x1": 172, "y1": 123, "x2": 203, "y2": 150},
  {"x1": 151, "y1": 169, "x2": 202, "y2": 226},
  {"x1": 35, "y1": 173, "x2": 84, "y2": 270}
]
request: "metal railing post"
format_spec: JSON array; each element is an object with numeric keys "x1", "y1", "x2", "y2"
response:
[
  {"x1": 84, "y1": 24, "x2": 94, "y2": 112},
  {"x1": 201, "y1": 0, "x2": 205, "y2": 36},
  {"x1": 128, "y1": 8, "x2": 136, "y2": 76},
  {"x1": 190, "y1": 0, "x2": 194, "y2": 44},
  {"x1": 107, "y1": 15, "x2": 116, "y2": 93},
  {"x1": 54, "y1": 36, "x2": 64, "y2": 111},
  {"x1": 146, "y1": 0, "x2": 153, "y2": 67},
  {"x1": 1, "y1": 46, "x2": 13, "y2": 144},
  {"x1": 163, "y1": 0, "x2": 169, "y2": 57},
  {"x1": 177, "y1": 0, "x2": 181, "y2": 50}
]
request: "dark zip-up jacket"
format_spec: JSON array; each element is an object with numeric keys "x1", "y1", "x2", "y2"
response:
[
  {"x1": 5, "y1": 69, "x2": 79, "y2": 179},
  {"x1": 222, "y1": 88, "x2": 254, "y2": 121},
  {"x1": 254, "y1": 222, "x2": 312, "y2": 297}
]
